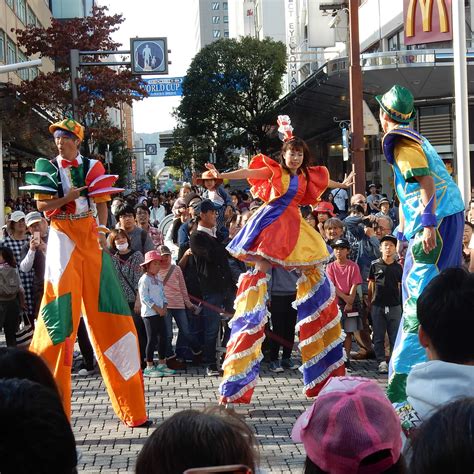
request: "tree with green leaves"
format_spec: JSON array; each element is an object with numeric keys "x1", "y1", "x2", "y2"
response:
[
  {"x1": 176, "y1": 36, "x2": 286, "y2": 161},
  {"x1": 164, "y1": 126, "x2": 212, "y2": 178}
]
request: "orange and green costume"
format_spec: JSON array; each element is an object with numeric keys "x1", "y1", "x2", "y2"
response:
[{"x1": 20, "y1": 156, "x2": 147, "y2": 427}]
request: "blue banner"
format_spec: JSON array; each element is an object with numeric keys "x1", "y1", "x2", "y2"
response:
[{"x1": 140, "y1": 77, "x2": 183, "y2": 97}]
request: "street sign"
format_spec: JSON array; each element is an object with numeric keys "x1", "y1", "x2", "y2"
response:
[
  {"x1": 145, "y1": 144, "x2": 157, "y2": 155},
  {"x1": 140, "y1": 77, "x2": 183, "y2": 97},
  {"x1": 131, "y1": 37, "x2": 168, "y2": 75}
]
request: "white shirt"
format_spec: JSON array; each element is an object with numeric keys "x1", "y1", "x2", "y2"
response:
[
  {"x1": 56, "y1": 154, "x2": 96, "y2": 215},
  {"x1": 197, "y1": 224, "x2": 216, "y2": 238},
  {"x1": 331, "y1": 188, "x2": 348, "y2": 211}
]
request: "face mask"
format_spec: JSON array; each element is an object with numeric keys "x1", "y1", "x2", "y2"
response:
[{"x1": 116, "y1": 242, "x2": 129, "y2": 252}]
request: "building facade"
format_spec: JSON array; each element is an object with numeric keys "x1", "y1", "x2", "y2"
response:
[
  {"x1": 0, "y1": 0, "x2": 55, "y2": 201},
  {"x1": 198, "y1": 0, "x2": 230, "y2": 48}
]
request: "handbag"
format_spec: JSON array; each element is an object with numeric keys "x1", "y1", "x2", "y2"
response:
[{"x1": 15, "y1": 312, "x2": 34, "y2": 348}]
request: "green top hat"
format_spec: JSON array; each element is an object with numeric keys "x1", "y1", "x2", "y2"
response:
[{"x1": 376, "y1": 85, "x2": 416, "y2": 124}]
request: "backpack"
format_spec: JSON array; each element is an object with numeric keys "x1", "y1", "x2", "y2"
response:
[{"x1": 0, "y1": 267, "x2": 21, "y2": 299}]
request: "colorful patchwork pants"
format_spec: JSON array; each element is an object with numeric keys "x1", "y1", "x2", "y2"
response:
[
  {"x1": 219, "y1": 266, "x2": 344, "y2": 404},
  {"x1": 30, "y1": 217, "x2": 147, "y2": 427},
  {"x1": 387, "y1": 212, "x2": 464, "y2": 402}
]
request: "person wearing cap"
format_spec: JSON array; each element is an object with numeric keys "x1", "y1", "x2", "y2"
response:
[
  {"x1": 375, "y1": 197, "x2": 396, "y2": 229},
  {"x1": 190, "y1": 199, "x2": 234, "y2": 376},
  {"x1": 368, "y1": 235, "x2": 403, "y2": 374},
  {"x1": 18, "y1": 118, "x2": 147, "y2": 427},
  {"x1": 326, "y1": 238, "x2": 363, "y2": 370},
  {"x1": 195, "y1": 169, "x2": 233, "y2": 240},
  {"x1": 1, "y1": 210, "x2": 34, "y2": 324},
  {"x1": 312, "y1": 201, "x2": 335, "y2": 237},
  {"x1": 292, "y1": 376, "x2": 405, "y2": 474},
  {"x1": 18, "y1": 212, "x2": 49, "y2": 320},
  {"x1": 138, "y1": 250, "x2": 175, "y2": 378},
  {"x1": 377, "y1": 85, "x2": 465, "y2": 402},
  {"x1": 367, "y1": 183, "x2": 382, "y2": 214}
]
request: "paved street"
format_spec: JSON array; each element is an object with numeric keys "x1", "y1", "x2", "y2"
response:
[
  {"x1": 70, "y1": 356, "x2": 385, "y2": 473},
  {"x1": 1, "y1": 332, "x2": 386, "y2": 473}
]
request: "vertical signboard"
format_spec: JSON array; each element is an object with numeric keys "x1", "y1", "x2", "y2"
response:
[
  {"x1": 285, "y1": 0, "x2": 298, "y2": 92},
  {"x1": 131, "y1": 37, "x2": 168, "y2": 75},
  {"x1": 404, "y1": 0, "x2": 452, "y2": 46}
]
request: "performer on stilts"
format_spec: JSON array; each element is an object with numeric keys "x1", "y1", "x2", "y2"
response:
[
  {"x1": 206, "y1": 116, "x2": 355, "y2": 404},
  {"x1": 20, "y1": 118, "x2": 148, "y2": 427},
  {"x1": 376, "y1": 85, "x2": 465, "y2": 402}
]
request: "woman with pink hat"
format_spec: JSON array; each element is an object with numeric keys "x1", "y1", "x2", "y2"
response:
[{"x1": 138, "y1": 250, "x2": 175, "y2": 378}]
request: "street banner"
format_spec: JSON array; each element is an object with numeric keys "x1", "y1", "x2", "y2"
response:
[{"x1": 140, "y1": 77, "x2": 183, "y2": 97}]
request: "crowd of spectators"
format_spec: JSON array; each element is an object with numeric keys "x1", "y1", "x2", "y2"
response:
[{"x1": 1, "y1": 177, "x2": 474, "y2": 473}]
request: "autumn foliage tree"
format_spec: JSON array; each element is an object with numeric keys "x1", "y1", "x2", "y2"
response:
[{"x1": 14, "y1": 5, "x2": 146, "y2": 144}]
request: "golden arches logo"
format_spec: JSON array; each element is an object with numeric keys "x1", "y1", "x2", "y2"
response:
[{"x1": 406, "y1": 0, "x2": 449, "y2": 37}]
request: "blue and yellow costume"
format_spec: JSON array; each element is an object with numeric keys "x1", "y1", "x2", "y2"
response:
[
  {"x1": 219, "y1": 154, "x2": 345, "y2": 403},
  {"x1": 381, "y1": 119, "x2": 464, "y2": 402}
]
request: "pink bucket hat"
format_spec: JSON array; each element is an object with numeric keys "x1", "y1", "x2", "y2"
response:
[
  {"x1": 140, "y1": 250, "x2": 164, "y2": 267},
  {"x1": 291, "y1": 377, "x2": 402, "y2": 474}
]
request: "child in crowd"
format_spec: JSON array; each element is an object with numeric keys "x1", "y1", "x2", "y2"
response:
[
  {"x1": 156, "y1": 245, "x2": 201, "y2": 369},
  {"x1": 292, "y1": 376, "x2": 405, "y2": 474},
  {"x1": 0, "y1": 246, "x2": 22, "y2": 347},
  {"x1": 138, "y1": 250, "x2": 175, "y2": 377},
  {"x1": 135, "y1": 406, "x2": 258, "y2": 474},
  {"x1": 195, "y1": 170, "x2": 232, "y2": 240},
  {"x1": 368, "y1": 234, "x2": 403, "y2": 374},
  {"x1": 312, "y1": 201, "x2": 335, "y2": 236},
  {"x1": 326, "y1": 238, "x2": 363, "y2": 369},
  {"x1": 394, "y1": 268, "x2": 474, "y2": 442}
]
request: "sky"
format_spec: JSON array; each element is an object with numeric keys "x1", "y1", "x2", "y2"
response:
[{"x1": 103, "y1": 0, "x2": 200, "y2": 133}]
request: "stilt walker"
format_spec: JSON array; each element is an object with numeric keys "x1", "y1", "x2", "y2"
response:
[
  {"x1": 209, "y1": 116, "x2": 356, "y2": 404},
  {"x1": 20, "y1": 118, "x2": 147, "y2": 427},
  {"x1": 377, "y1": 86, "x2": 465, "y2": 402}
]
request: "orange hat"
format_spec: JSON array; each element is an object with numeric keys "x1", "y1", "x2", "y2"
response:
[
  {"x1": 313, "y1": 201, "x2": 335, "y2": 217},
  {"x1": 49, "y1": 118, "x2": 85, "y2": 142},
  {"x1": 194, "y1": 170, "x2": 223, "y2": 187}
]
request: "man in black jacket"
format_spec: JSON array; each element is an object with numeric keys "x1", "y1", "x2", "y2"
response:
[{"x1": 190, "y1": 199, "x2": 234, "y2": 376}]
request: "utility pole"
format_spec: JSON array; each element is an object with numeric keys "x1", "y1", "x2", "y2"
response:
[
  {"x1": 70, "y1": 49, "x2": 80, "y2": 121},
  {"x1": 348, "y1": 0, "x2": 366, "y2": 194},
  {"x1": 452, "y1": 1, "x2": 471, "y2": 204}
]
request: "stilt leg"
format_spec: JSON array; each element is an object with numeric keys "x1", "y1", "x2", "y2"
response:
[
  {"x1": 295, "y1": 266, "x2": 345, "y2": 397},
  {"x1": 219, "y1": 269, "x2": 269, "y2": 404}
]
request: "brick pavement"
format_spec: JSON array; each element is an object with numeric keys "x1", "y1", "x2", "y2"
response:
[
  {"x1": 72, "y1": 356, "x2": 386, "y2": 473},
  {"x1": 0, "y1": 333, "x2": 386, "y2": 473}
]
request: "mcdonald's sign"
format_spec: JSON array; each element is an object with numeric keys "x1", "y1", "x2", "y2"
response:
[{"x1": 404, "y1": 0, "x2": 452, "y2": 46}]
